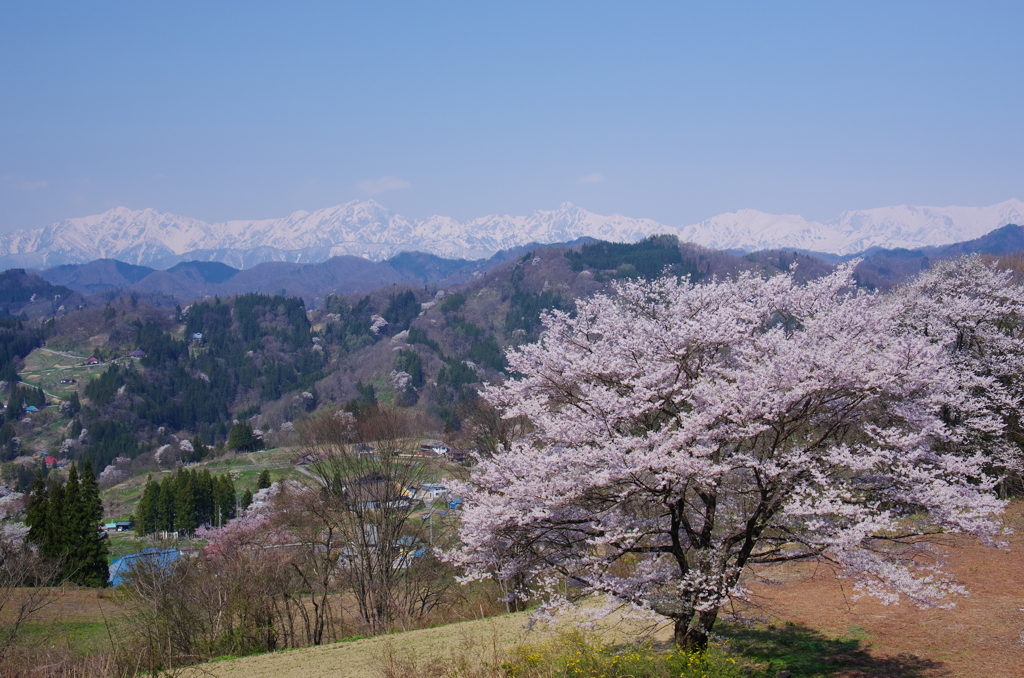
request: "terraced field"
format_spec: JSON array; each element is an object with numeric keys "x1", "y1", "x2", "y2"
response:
[
  {"x1": 101, "y1": 448, "x2": 309, "y2": 521},
  {"x1": 18, "y1": 347, "x2": 108, "y2": 399}
]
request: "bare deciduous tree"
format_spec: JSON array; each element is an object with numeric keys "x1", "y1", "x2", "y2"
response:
[{"x1": 302, "y1": 408, "x2": 441, "y2": 634}]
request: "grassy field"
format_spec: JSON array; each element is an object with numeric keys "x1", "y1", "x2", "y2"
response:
[
  {"x1": 0, "y1": 588, "x2": 123, "y2": 656},
  {"x1": 100, "y1": 447, "x2": 313, "y2": 523},
  {"x1": 179, "y1": 608, "x2": 638, "y2": 678},
  {"x1": 17, "y1": 620, "x2": 115, "y2": 656},
  {"x1": 18, "y1": 347, "x2": 109, "y2": 400}
]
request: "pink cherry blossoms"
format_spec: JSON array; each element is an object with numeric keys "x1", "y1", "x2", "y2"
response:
[{"x1": 451, "y1": 261, "x2": 1016, "y2": 648}]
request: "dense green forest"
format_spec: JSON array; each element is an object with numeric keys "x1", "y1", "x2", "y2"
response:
[
  {"x1": 564, "y1": 235, "x2": 688, "y2": 280},
  {"x1": 73, "y1": 293, "x2": 330, "y2": 468},
  {"x1": 135, "y1": 468, "x2": 239, "y2": 535},
  {"x1": 0, "y1": 317, "x2": 51, "y2": 382}
]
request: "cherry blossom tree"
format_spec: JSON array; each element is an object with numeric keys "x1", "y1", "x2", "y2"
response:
[
  {"x1": 890, "y1": 255, "x2": 1024, "y2": 493},
  {"x1": 451, "y1": 264, "x2": 1007, "y2": 649}
]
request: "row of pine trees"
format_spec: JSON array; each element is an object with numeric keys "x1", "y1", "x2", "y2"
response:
[
  {"x1": 25, "y1": 460, "x2": 109, "y2": 587},
  {"x1": 23, "y1": 461, "x2": 271, "y2": 588},
  {"x1": 135, "y1": 468, "x2": 243, "y2": 535}
]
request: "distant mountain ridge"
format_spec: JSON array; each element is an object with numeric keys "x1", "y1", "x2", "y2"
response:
[
  {"x1": 678, "y1": 200, "x2": 1024, "y2": 255},
  {"x1": 1, "y1": 225, "x2": 1020, "y2": 317},
  {"x1": 35, "y1": 240, "x2": 555, "y2": 307},
  {"x1": 0, "y1": 199, "x2": 1021, "y2": 269}
]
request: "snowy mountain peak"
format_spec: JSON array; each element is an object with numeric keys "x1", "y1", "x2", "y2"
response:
[{"x1": 0, "y1": 199, "x2": 1020, "y2": 270}]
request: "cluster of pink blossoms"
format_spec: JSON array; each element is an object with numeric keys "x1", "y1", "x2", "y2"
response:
[{"x1": 450, "y1": 257, "x2": 1023, "y2": 644}]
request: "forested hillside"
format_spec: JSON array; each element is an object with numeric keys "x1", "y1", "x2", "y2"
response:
[
  {"x1": 0, "y1": 237, "x2": 836, "y2": 477},
  {"x1": 0, "y1": 268, "x2": 78, "y2": 318},
  {"x1": 7, "y1": 234, "x2": 1021, "y2": 480},
  {"x1": 66, "y1": 293, "x2": 328, "y2": 468}
]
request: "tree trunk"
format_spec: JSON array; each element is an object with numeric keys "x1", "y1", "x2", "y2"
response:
[{"x1": 673, "y1": 608, "x2": 719, "y2": 650}]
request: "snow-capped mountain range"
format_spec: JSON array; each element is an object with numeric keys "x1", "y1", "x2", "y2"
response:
[{"x1": 0, "y1": 199, "x2": 1021, "y2": 270}]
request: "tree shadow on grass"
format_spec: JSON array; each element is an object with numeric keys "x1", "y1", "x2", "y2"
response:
[{"x1": 712, "y1": 621, "x2": 948, "y2": 677}]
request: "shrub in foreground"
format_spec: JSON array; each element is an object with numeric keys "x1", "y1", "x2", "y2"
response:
[
  {"x1": 502, "y1": 631, "x2": 763, "y2": 678},
  {"x1": 376, "y1": 630, "x2": 763, "y2": 678}
]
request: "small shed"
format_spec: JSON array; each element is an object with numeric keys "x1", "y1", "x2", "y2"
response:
[{"x1": 129, "y1": 349, "x2": 147, "y2": 359}]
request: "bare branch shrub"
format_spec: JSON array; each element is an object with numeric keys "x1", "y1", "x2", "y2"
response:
[
  {"x1": 0, "y1": 530, "x2": 62, "y2": 663},
  {"x1": 302, "y1": 407, "x2": 450, "y2": 634}
]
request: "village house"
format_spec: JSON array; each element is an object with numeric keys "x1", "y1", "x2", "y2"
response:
[
  {"x1": 343, "y1": 471, "x2": 415, "y2": 511},
  {"x1": 417, "y1": 483, "x2": 449, "y2": 500}
]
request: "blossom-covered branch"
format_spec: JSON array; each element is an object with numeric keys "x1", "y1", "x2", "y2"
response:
[{"x1": 451, "y1": 262, "x2": 1011, "y2": 649}]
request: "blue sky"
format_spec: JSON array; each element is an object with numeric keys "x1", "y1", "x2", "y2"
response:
[{"x1": 1, "y1": 1, "x2": 1021, "y2": 232}]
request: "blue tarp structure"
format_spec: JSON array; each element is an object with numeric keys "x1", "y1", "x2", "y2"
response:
[{"x1": 108, "y1": 548, "x2": 180, "y2": 587}]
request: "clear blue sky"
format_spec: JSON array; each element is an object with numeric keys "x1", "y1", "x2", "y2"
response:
[{"x1": 1, "y1": 1, "x2": 1021, "y2": 232}]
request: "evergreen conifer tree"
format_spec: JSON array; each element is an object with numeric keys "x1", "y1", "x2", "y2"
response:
[
  {"x1": 5, "y1": 386, "x2": 23, "y2": 422},
  {"x1": 42, "y1": 477, "x2": 67, "y2": 562},
  {"x1": 228, "y1": 422, "x2": 257, "y2": 451},
  {"x1": 240, "y1": 487, "x2": 253, "y2": 510},
  {"x1": 62, "y1": 466, "x2": 87, "y2": 583},
  {"x1": 24, "y1": 463, "x2": 108, "y2": 587},
  {"x1": 190, "y1": 436, "x2": 209, "y2": 461},
  {"x1": 195, "y1": 470, "x2": 214, "y2": 526},
  {"x1": 66, "y1": 391, "x2": 81, "y2": 417},
  {"x1": 76, "y1": 460, "x2": 109, "y2": 586},
  {"x1": 136, "y1": 476, "x2": 160, "y2": 535},
  {"x1": 256, "y1": 469, "x2": 271, "y2": 489},
  {"x1": 212, "y1": 474, "x2": 236, "y2": 526},
  {"x1": 24, "y1": 472, "x2": 48, "y2": 545},
  {"x1": 158, "y1": 474, "x2": 175, "y2": 532},
  {"x1": 27, "y1": 386, "x2": 46, "y2": 408},
  {"x1": 174, "y1": 471, "x2": 197, "y2": 533},
  {"x1": 135, "y1": 470, "x2": 240, "y2": 533}
]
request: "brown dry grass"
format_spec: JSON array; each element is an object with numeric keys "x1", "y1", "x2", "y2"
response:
[
  {"x1": 734, "y1": 501, "x2": 1024, "y2": 677},
  {"x1": 0, "y1": 587, "x2": 122, "y2": 625},
  {"x1": 180, "y1": 614, "x2": 534, "y2": 678}
]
